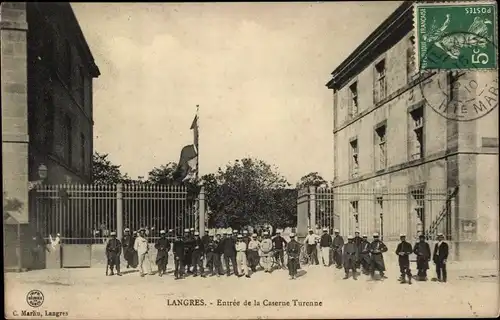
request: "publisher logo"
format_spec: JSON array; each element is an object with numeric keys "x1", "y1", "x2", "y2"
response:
[{"x1": 26, "y1": 290, "x2": 44, "y2": 308}]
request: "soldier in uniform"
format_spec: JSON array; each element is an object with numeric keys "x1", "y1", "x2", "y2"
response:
[
  {"x1": 204, "y1": 234, "x2": 217, "y2": 276},
  {"x1": 247, "y1": 233, "x2": 260, "y2": 272},
  {"x1": 358, "y1": 235, "x2": 371, "y2": 275},
  {"x1": 319, "y1": 228, "x2": 333, "y2": 267},
  {"x1": 395, "y1": 233, "x2": 413, "y2": 284},
  {"x1": 368, "y1": 232, "x2": 388, "y2": 280},
  {"x1": 286, "y1": 233, "x2": 301, "y2": 280},
  {"x1": 184, "y1": 228, "x2": 194, "y2": 274},
  {"x1": 236, "y1": 235, "x2": 251, "y2": 278},
  {"x1": 121, "y1": 228, "x2": 134, "y2": 268},
  {"x1": 192, "y1": 231, "x2": 205, "y2": 277},
  {"x1": 432, "y1": 233, "x2": 449, "y2": 283},
  {"x1": 260, "y1": 232, "x2": 274, "y2": 273},
  {"x1": 342, "y1": 235, "x2": 358, "y2": 280},
  {"x1": 106, "y1": 232, "x2": 122, "y2": 276},
  {"x1": 214, "y1": 233, "x2": 225, "y2": 276},
  {"x1": 155, "y1": 230, "x2": 171, "y2": 277},
  {"x1": 272, "y1": 230, "x2": 287, "y2": 269},
  {"x1": 224, "y1": 230, "x2": 239, "y2": 276},
  {"x1": 173, "y1": 232, "x2": 185, "y2": 280},
  {"x1": 201, "y1": 230, "x2": 210, "y2": 269},
  {"x1": 413, "y1": 233, "x2": 431, "y2": 281},
  {"x1": 332, "y1": 229, "x2": 344, "y2": 269},
  {"x1": 353, "y1": 230, "x2": 363, "y2": 270}
]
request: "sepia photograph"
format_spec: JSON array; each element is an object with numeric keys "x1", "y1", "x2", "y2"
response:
[{"x1": 2, "y1": 1, "x2": 499, "y2": 319}]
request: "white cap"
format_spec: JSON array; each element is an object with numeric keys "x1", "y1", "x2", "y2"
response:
[
  {"x1": 233, "y1": 230, "x2": 238, "y2": 233},
  {"x1": 290, "y1": 233, "x2": 296, "y2": 237},
  {"x1": 437, "y1": 232, "x2": 444, "y2": 237},
  {"x1": 160, "y1": 230, "x2": 166, "y2": 234},
  {"x1": 362, "y1": 234, "x2": 367, "y2": 238},
  {"x1": 194, "y1": 231, "x2": 200, "y2": 236},
  {"x1": 263, "y1": 232, "x2": 269, "y2": 235},
  {"x1": 323, "y1": 228, "x2": 328, "y2": 231},
  {"x1": 400, "y1": 233, "x2": 406, "y2": 237},
  {"x1": 355, "y1": 230, "x2": 360, "y2": 233},
  {"x1": 237, "y1": 235, "x2": 243, "y2": 238},
  {"x1": 168, "y1": 229, "x2": 173, "y2": 232},
  {"x1": 373, "y1": 232, "x2": 380, "y2": 237},
  {"x1": 184, "y1": 228, "x2": 190, "y2": 232},
  {"x1": 243, "y1": 230, "x2": 248, "y2": 234},
  {"x1": 334, "y1": 229, "x2": 340, "y2": 233},
  {"x1": 347, "y1": 235, "x2": 354, "y2": 239},
  {"x1": 124, "y1": 228, "x2": 130, "y2": 232},
  {"x1": 110, "y1": 231, "x2": 116, "y2": 236},
  {"x1": 56, "y1": 233, "x2": 61, "y2": 236},
  {"x1": 252, "y1": 233, "x2": 257, "y2": 237},
  {"x1": 190, "y1": 228, "x2": 195, "y2": 231},
  {"x1": 276, "y1": 230, "x2": 281, "y2": 233}
]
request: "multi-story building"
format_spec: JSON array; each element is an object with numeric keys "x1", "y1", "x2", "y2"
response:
[
  {"x1": 326, "y1": 2, "x2": 498, "y2": 259},
  {"x1": 2, "y1": 2, "x2": 100, "y2": 270}
]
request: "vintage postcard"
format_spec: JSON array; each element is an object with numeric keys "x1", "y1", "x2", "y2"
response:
[{"x1": 2, "y1": 1, "x2": 499, "y2": 319}]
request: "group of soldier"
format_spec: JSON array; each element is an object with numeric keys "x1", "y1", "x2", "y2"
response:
[
  {"x1": 105, "y1": 227, "x2": 303, "y2": 280},
  {"x1": 105, "y1": 226, "x2": 450, "y2": 284},
  {"x1": 306, "y1": 228, "x2": 449, "y2": 284}
]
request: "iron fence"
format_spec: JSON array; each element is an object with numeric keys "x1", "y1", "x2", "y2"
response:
[
  {"x1": 298, "y1": 187, "x2": 452, "y2": 241},
  {"x1": 29, "y1": 183, "x2": 198, "y2": 244}
]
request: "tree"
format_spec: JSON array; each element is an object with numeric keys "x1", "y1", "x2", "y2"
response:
[
  {"x1": 296, "y1": 172, "x2": 328, "y2": 190},
  {"x1": 202, "y1": 158, "x2": 296, "y2": 230},
  {"x1": 92, "y1": 152, "x2": 130, "y2": 184},
  {"x1": 146, "y1": 162, "x2": 178, "y2": 184}
]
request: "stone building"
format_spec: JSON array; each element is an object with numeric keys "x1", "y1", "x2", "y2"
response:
[
  {"x1": 2, "y1": 2, "x2": 100, "y2": 270},
  {"x1": 326, "y1": 2, "x2": 498, "y2": 259}
]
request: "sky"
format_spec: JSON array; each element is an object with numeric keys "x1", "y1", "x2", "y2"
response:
[{"x1": 71, "y1": 2, "x2": 401, "y2": 184}]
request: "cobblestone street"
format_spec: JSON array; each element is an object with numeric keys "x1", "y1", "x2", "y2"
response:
[{"x1": 5, "y1": 260, "x2": 499, "y2": 319}]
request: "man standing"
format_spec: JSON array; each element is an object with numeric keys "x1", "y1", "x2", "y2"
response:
[
  {"x1": 223, "y1": 230, "x2": 239, "y2": 276},
  {"x1": 260, "y1": 232, "x2": 274, "y2": 273},
  {"x1": 413, "y1": 234, "x2": 431, "y2": 281},
  {"x1": 319, "y1": 228, "x2": 333, "y2": 267},
  {"x1": 106, "y1": 232, "x2": 122, "y2": 276},
  {"x1": 342, "y1": 235, "x2": 358, "y2": 280},
  {"x1": 395, "y1": 234, "x2": 413, "y2": 284},
  {"x1": 155, "y1": 230, "x2": 170, "y2": 277},
  {"x1": 332, "y1": 229, "x2": 344, "y2": 269},
  {"x1": 358, "y1": 235, "x2": 371, "y2": 275},
  {"x1": 247, "y1": 233, "x2": 260, "y2": 272},
  {"x1": 304, "y1": 229, "x2": 319, "y2": 265},
  {"x1": 432, "y1": 233, "x2": 449, "y2": 283},
  {"x1": 173, "y1": 232, "x2": 185, "y2": 280},
  {"x1": 214, "y1": 233, "x2": 225, "y2": 276},
  {"x1": 122, "y1": 228, "x2": 135, "y2": 268},
  {"x1": 192, "y1": 232, "x2": 205, "y2": 277},
  {"x1": 236, "y1": 235, "x2": 251, "y2": 278},
  {"x1": 353, "y1": 230, "x2": 363, "y2": 270},
  {"x1": 272, "y1": 230, "x2": 287, "y2": 269},
  {"x1": 368, "y1": 232, "x2": 388, "y2": 280},
  {"x1": 201, "y1": 230, "x2": 210, "y2": 270},
  {"x1": 184, "y1": 228, "x2": 194, "y2": 274},
  {"x1": 286, "y1": 233, "x2": 301, "y2": 280},
  {"x1": 205, "y1": 234, "x2": 217, "y2": 276},
  {"x1": 134, "y1": 228, "x2": 153, "y2": 277}
]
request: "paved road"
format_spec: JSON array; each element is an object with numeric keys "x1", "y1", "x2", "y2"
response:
[{"x1": 5, "y1": 262, "x2": 499, "y2": 319}]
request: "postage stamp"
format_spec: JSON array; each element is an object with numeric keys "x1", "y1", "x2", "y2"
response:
[{"x1": 414, "y1": 1, "x2": 498, "y2": 71}]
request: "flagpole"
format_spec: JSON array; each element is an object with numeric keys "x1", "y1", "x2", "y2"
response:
[{"x1": 196, "y1": 104, "x2": 199, "y2": 182}]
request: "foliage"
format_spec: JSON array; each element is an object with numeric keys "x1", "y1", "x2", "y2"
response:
[
  {"x1": 92, "y1": 152, "x2": 132, "y2": 184},
  {"x1": 202, "y1": 158, "x2": 296, "y2": 230},
  {"x1": 296, "y1": 172, "x2": 328, "y2": 190},
  {"x1": 146, "y1": 162, "x2": 178, "y2": 185}
]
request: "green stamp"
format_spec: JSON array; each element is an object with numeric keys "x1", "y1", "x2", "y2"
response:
[{"x1": 415, "y1": 2, "x2": 498, "y2": 70}]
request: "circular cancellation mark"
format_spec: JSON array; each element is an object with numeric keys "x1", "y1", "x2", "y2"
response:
[{"x1": 418, "y1": 31, "x2": 498, "y2": 122}]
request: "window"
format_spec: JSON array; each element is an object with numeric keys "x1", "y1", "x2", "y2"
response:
[
  {"x1": 349, "y1": 139, "x2": 359, "y2": 177},
  {"x1": 63, "y1": 114, "x2": 73, "y2": 166},
  {"x1": 350, "y1": 200, "x2": 359, "y2": 225},
  {"x1": 375, "y1": 124, "x2": 387, "y2": 170},
  {"x1": 348, "y1": 82, "x2": 358, "y2": 118},
  {"x1": 80, "y1": 133, "x2": 86, "y2": 173},
  {"x1": 409, "y1": 107, "x2": 424, "y2": 160},
  {"x1": 411, "y1": 188, "x2": 425, "y2": 235},
  {"x1": 407, "y1": 36, "x2": 416, "y2": 82},
  {"x1": 374, "y1": 59, "x2": 387, "y2": 103}
]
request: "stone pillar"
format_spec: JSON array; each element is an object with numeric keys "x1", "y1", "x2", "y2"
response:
[
  {"x1": 1, "y1": 2, "x2": 30, "y2": 271},
  {"x1": 309, "y1": 186, "x2": 316, "y2": 231}
]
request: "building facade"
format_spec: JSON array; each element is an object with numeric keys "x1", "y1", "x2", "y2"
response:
[
  {"x1": 326, "y1": 2, "x2": 498, "y2": 259},
  {"x1": 2, "y1": 2, "x2": 99, "y2": 270}
]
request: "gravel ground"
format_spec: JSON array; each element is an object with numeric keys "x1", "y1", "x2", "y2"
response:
[{"x1": 5, "y1": 260, "x2": 499, "y2": 319}]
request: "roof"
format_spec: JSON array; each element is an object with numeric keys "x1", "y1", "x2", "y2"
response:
[{"x1": 326, "y1": 1, "x2": 413, "y2": 90}]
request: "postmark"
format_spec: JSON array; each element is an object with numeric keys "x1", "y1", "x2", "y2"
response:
[
  {"x1": 414, "y1": 1, "x2": 498, "y2": 71},
  {"x1": 418, "y1": 32, "x2": 498, "y2": 121},
  {"x1": 26, "y1": 289, "x2": 44, "y2": 308}
]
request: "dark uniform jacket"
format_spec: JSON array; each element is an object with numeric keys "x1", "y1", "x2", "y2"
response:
[
  {"x1": 413, "y1": 241, "x2": 431, "y2": 270},
  {"x1": 368, "y1": 239, "x2": 388, "y2": 271},
  {"x1": 201, "y1": 235, "x2": 210, "y2": 251},
  {"x1": 332, "y1": 235, "x2": 344, "y2": 250},
  {"x1": 432, "y1": 241, "x2": 449, "y2": 263},
  {"x1": 320, "y1": 234, "x2": 333, "y2": 247},
  {"x1": 106, "y1": 238, "x2": 122, "y2": 258},
  {"x1": 206, "y1": 240, "x2": 216, "y2": 253},
  {"x1": 395, "y1": 241, "x2": 413, "y2": 266},
  {"x1": 155, "y1": 237, "x2": 171, "y2": 262},
  {"x1": 193, "y1": 238, "x2": 205, "y2": 253},
  {"x1": 223, "y1": 237, "x2": 237, "y2": 256},
  {"x1": 286, "y1": 240, "x2": 301, "y2": 259},
  {"x1": 215, "y1": 238, "x2": 225, "y2": 254},
  {"x1": 272, "y1": 236, "x2": 287, "y2": 250},
  {"x1": 121, "y1": 235, "x2": 134, "y2": 250},
  {"x1": 173, "y1": 238, "x2": 185, "y2": 259}
]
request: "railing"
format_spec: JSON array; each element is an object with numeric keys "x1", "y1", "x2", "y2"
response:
[{"x1": 426, "y1": 186, "x2": 459, "y2": 240}]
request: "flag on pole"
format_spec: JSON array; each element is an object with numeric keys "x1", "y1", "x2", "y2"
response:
[
  {"x1": 175, "y1": 106, "x2": 200, "y2": 183},
  {"x1": 191, "y1": 113, "x2": 199, "y2": 153}
]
